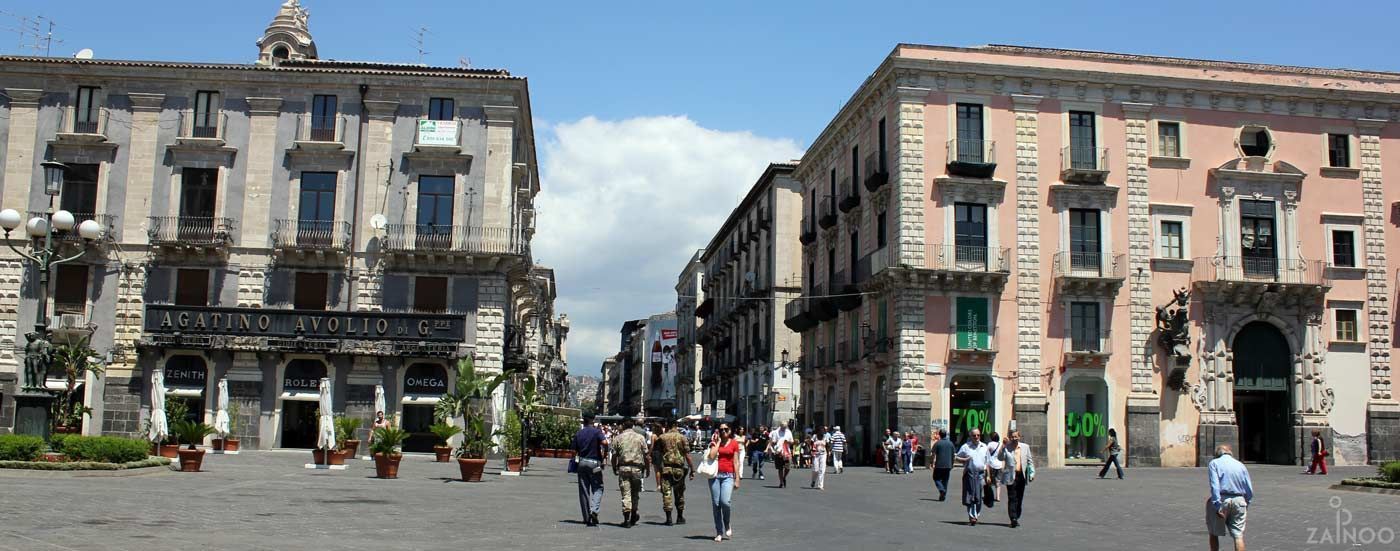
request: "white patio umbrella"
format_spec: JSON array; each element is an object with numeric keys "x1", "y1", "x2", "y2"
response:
[
  {"x1": 316, "y1": 377, "x2": 335, "y2": 465},
  {"x1": 373, "y1": 384, "x2": 386, "y2": 419},
  {"x1": 213, "y1": 379, "x2": 231, "y2": 437},
  {"x1": 148, "y1": 370, "x2": 168, "y2": 446}
]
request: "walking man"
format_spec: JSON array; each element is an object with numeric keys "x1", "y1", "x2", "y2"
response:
[
  {"x1": 955, "y1": 428, "x2": 990, "y2": 525},
  {"x1": 768, "y1": 423, "x2": 794, "y2": 488},
  {"x1": 930, "y1": 428, "x2": 954, "y2": 501},
  {"x1": 829, "y1": 426, "x2": 847, "y2": 474},
  {"x1": 656, "y1": 420, "x2": 694, "y2": 526},
  {"x1": 998, "y1": 429, "x2": 1034, "y2": 528},
  {"x1": 1206, "y1": 444, "x2": 1254, "y2": 551},
  {"x1": 748, "y1": 425, "x2": 769, "y2": 480},
  {"x1": 611, "y1": 417, "x2": 650, "y2": 528},
  {"x1": 572, "y1": 414, "x2": 607, "y2": 526}
]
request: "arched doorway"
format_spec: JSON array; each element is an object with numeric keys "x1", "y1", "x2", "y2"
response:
[
  {"x1": 402, "y1": 363, "x2": 448, "y2": 453},
  {"x1": 1232, "y1": 322, "x2": 1292, "y2": 464},
  {"x1": 280, "y1": 359, "x2": 326, "y2": 449},
  {"x1": 950, "y1": 374, "x2": 994, "y2": 446}
]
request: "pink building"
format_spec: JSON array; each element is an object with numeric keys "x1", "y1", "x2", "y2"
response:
[{"x1": 786, "y1": 44, "x2": 1399, "y2": 467}]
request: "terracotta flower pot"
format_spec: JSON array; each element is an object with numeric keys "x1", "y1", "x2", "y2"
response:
[
  {"x1": 53, "y1": 426, "x2": 80, "y2": 435},
  {"x1": 312, "y1": 448, "x2": 348, "y2": 465},
  {"x1": 373, "y1": 453, "x2": 402, "y2": 479},
  {"x1": 211, "y1": 438, "x2": 225, "y2": 451},
  {"x1": 223, "y1": 439, "x2": 241, "y2": 452},
  {"x1": 176, "y1": 448, "x2": 205, "y2": 472},
  {"x1": 506, "y1": 456, "x2": 523, "y2": 472},
  {"x1": 458, "y1": 457, "x2": 487, "y2": 482},
  {"x1": 556, "y1": 449, "x2": 575, "y2": 459},
  {"x1": 341, "y1": 439, "x2": 361, "y2": 458},
  {"x1": 433, "y1": 445, "x2": 454, "y2": 463},
  {"x1": 158, "y1": 444, "x2": 180, "y2": 459}
]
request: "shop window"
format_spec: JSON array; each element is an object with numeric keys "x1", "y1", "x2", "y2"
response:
[
  {"x1": 294, "y1": 272, "x2": 329, "y2": 310},
  {"x1": 1064, "y1": 378, "x2": 1108, "y2": 462},
  {"x1": 53, "y1": 264, "x2": 90, "y2": 314},
  {"x1": 414, "y1": 276, "x2": 448, "y2": 312},
  {"x1": 175, "y1": 268, "x2": 210, "y2": 306},
  {"x1": 949, "y1": 374, "x2": 993, "y2": 446}
]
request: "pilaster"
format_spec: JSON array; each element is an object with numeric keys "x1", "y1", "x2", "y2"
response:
[
  {"x1": 1121, "y1": 102, "x2": 1156, "y2": 396},
  {"x1": 893, "y1": 85, "x2": 928, "y2": 268},
  {"x1": 1357, "y1": 119, "x2": 1392, "y2": 404},
  {"x1": 1012, "y1": 94, "x2": 1044, "y2": 394},
  {"x1": 475, "y1": 273, "x2": 508, "y2": 374},
  {"x1": 482, "y1": 105, "x2": 518, "y2": 230},
  {"x1": 240, "y1": 97, "x2": 283, "y2": 247},
  {"x1": 358, "y1": 100, "x2": 398, "y2": 252},
  {"x1": 1, "y1": 89, "x2": 44, "y2": 212},
  {"x1": 0, "y1": 258, "x2": 24, "y2": 369},
  {"x1": 121, "y1": 93, "x2": 166, "y2": 242},
  {"x1": 112, "y1": 263, "x2": 147, "y2": 365},
  {"x1": 237, "y1": 267, "x2": 267, "y2": 308}
]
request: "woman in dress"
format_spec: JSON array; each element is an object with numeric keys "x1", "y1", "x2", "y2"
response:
[
  {"x1": 734, "y1": 426, "x2": 748, "y2": 480},
  {"x1": 707, "y1": 424, "x2": 741, "y2": 542}
]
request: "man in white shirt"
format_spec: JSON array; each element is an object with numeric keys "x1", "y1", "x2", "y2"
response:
[
  {"x1": 955, "y1": 429, "x2": 990, "y2": 525},
  {"x1": 768, "y1": 424, "x2": 794, "y2": 488}
]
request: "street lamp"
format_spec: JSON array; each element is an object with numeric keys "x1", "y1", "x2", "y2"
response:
[{"x1": 5, "y1": 160, "x2": 105, "y2": 437}]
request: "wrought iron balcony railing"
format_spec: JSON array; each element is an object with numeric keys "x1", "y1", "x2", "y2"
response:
[
  {"x1": 947, "y1": 139, "x2": 997, "y2": 178},
  {"x1": 148, "y1": 216, "x2": 235, "y2": 246},
  {"x1": 1192, "y1": 256, "x2": 1328, "y2": 287},
  {"x1": 272, "y1": 219, "x2": 351, "y2": 251},
  {"x1": 382, "y1": 224, "x2": 525, "y2": 255}
]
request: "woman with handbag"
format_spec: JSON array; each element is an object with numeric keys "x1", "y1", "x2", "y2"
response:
[{"x1": 704, "y1": 424, "x2": 741, "y2": 542}]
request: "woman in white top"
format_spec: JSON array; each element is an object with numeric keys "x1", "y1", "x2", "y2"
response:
[{"x1": 808, "y1": 431, "x2": 828, "y2": 490}]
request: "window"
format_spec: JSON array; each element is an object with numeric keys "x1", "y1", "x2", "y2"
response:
[
  {"x1": 826, "y1": 248, "x2": 835, "y2": 287},
  {"x1": 829, "y1": 168, "x2": 837, "y2": 203},
  {"x1": 54, "y1": 264, "x2": 89, "y2": 314},
  {"x1": 954, "y1": 202, "x2": 988, "y2": 267},
  {"x1": 1159, "y1": 221, "x2": 1184, "y2": 259},
  {"x1": 414, "y1": 276, "x2": 448, "y2": 312},
  {"x1": 1069, "y1": 111, "x2": 1097, "y2": 169},
  {"x1": 180, "y1": 168, "x2": 218, "y2": 218},
  {"x1": 294, "y1": 272, "x2": 329, "y2": 310},
  {"x1": 175, "y1": 269, "x2": 210, "y2": 306},
  {"x1": 849, "y1": 230, "x2": 859, "y2": 277},
  {"x1": 1157, "y1": 122, "x2": 1181, "y2": 157},
  {"x1": 428, "y1": 97, "x2": 455, "y2": 121},
  {"x1": 192, "y1": 91, "x2": 220, "y2": 138},
  {"x1": 1070, "y1": 302, "x2": 1101, "y2": 352},
  {"x1": 310, "y1": 94, "x2": 337, "y2": 141},
  {"x1": 955, "y1": 103, "x2": 984, "y2": 163},
  {"x1": 877, "y1": 117, "x2": 887, "y2": 172},
  {"x1": 876, "y1": 210, "x2": 887, "y2": 249},
  {"x1": 74, "y1": 86, "x2": 100, "y2": 133},
  {"x1": 1334, "y1": 309, "x2": 1359, "y2": 342},
  {"x1": 1327, "y1": 133, "x2": 1351, "y2": 168},
  {"x1": 59, "y1": 163, "x2": 99, "y2": 216},
  {"x1": 271, "y1": 46, "x2": 289, "y2": 61},
  {"x1": 1240, "y1": 127, "x2": 1271, "y2": 157},
  {"x1": 1069, "y1": 208, "x2": 1102, "y2": 272},
  {"x1": 416, "y1": 175, "x2": 454, "y2": 247},
  {"x1": 1331, "y1": 230, "x2": 1356, "y2": 268},
  {"x1": 1239, "y1": 199, "x2": 1276, "y2": 277}
]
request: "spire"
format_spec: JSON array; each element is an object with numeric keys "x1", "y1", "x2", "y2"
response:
[{"x1": 256, "y1": 0, "x2": 317, "y2": 65}]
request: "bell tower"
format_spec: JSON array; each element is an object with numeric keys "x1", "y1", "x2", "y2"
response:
[{"x1": 256, "y1": 0, "x2": 317, "y2": 65}]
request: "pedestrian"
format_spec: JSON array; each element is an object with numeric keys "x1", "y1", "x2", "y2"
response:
[
  {"x1": 1098, "y1": 428, "x2": 1124, "y2": 480},
  {"x1": 656, "y1": 419, "x2": 694, "y2": 526},
  {"x1": 734, "y1": 426, "x2": 748, "y2": 479},
  {"x1": 748, "y1": 426, "x2": 769, "y2": 480},
  {"x1": 610, "y1": 417, "x2": 650, "y2": 528},
  {"x1": 809, "y1": 429, "x2": 827, "y2": 490},
  {"x1": 902, "y1": 431, "x2": 916, "y2": 474},
  {"x1": 997, "y1": 429, "x2": 1034, "y2": 528},
  {"x1": 768, "y1": 423, "x2": 793, "y2": 488},
  {"x1": 984, "y1": 431, "x2": 1003, "y2": 506},
  {"x1": 955, "y1": 428, "x2": 990, "y2": 525},
  {"x1": 571, "y1": 414, "x2": 607, "y2": 527},
  {"x1": 1206, "y1": 444, "x2": 1253, "y2": 551},
  {"x1": 1304, "y1": 429, "x2": 1328, "y2": 475},
  {"x1": 649, "y1": 423, "x2": 663, "y2": 492},
  {"x1": 829, "y1": 426, "x2": 847, "y2": 474},
  {"x1": 930, "y1": 428, "x2": 954, "y2": 501},
  {"x1": 369, "y1": 410, "x2": 390, "y2": 446},
  {"x1": 882, "y1": 429, "x2": 896, "y2": 474},
  {"x1": 707, "y1": 423, "x2": 741, "y2": 542}
]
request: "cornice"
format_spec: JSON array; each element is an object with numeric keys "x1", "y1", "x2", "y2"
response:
[
  {"x1": 246, "y1": 96, "x2": 284, "y2": 115},
  {"x1": 126, "y1": 92, "x2": 166, "y2": 112},
  {"x1": 3, "y1": 88, "x2": 43, "y2": 106},
  {"x1": 362, "y1": 100, "x2": 399, "y2": 121}
]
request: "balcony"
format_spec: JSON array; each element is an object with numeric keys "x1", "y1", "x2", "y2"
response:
[
  {"x1": 177, "y1": 110, "x2": 228, "y2": 146},
  {"x1": 272, "y1": 219, "x2": 351, "y2": 256},
  {"x1": 50, "y1": 309, "x2": 96, "y2": 345},
  {"x1": 381, "y1": 224, "x2": 526, "y2": 258},
  {"x1": 836, "y1": 340, "x2": 861, "y2": 364},
  {"x1": 55, "y1": 106, "x2": 111, "y2": 143},
  {"x1": 865, "y1": 244, "x2": 1011, "y2": 292},
  {"x1": 810, "y1": 284, "x2": 839, "y2": 322},
  {"x1": 148, "y1": 216, "x2": 234, "y2": 248},
  {"x1": 947, "y1": 324, "x2": 997, "y2": 364},
  {"x1": 1191, "y1": 256, "x2": 1330, "y2": 303},
  {"x1": 831, "y1": 270, "x2": 862, "y2": 311},
  {"x1": 947, "y1": 139, "x2": 997, "y2": 178},
  {"x1": 757, "y1": 206, "x2": 771, "y2": 230},
  {"x1": 838, "y1": 179, "x2": 861, "y2": 212},
  {"x1": 696, "y1": 297, "x2": 715, "y2": 319},
  {"x1": 1060, "y1": 146, "x2": 1110, "y2": 184},
  {"x1": 28, "y1": 212, "x2": 116, "y2": 244},
  {"x1": 1064, "y1": 329, "x2": 1113, "y2": 368},
  {"x1": 783, "y1": 294, "x2": 817, "y2": 333},
  {"x1": 817, "y1": 196, "x2": 837, "y2": 229},
  {"x1": 863, "y1": 151, "x2": 889, "y2": 192},
  {"x1": 294, "y1": 114, "x2": 347, "y2": 150},
  {"x1": 799, "y1": 217, "x2": 817, "y2": 245},
  {"x1": 1053, "y1": 252, "x2": 1126, "y2": 297}
]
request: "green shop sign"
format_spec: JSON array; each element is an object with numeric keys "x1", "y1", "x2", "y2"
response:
[{"x1": 1065, "y1": 411, "x2": 1106, "y2": 438}]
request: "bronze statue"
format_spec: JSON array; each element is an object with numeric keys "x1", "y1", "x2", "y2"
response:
[
  {"x1": 21, "y1": 328, "x2": 53, "y2": 392},
  {"x1": 1155, "y1": 288, "x2": 1192, "y2": 390}
]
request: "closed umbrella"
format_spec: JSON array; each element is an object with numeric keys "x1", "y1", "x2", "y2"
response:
[
  {"x1": 148, "y1": 370, "x2": 168, "y2": 446},
  {"x1": 374, "y1": 384, "x2": 386, "y2": 419},
  {"x1": 213, "y1": 379, "x2": 231, "y2": 437},
  {"x1": 316, "y1": 377, "x2": 335, "y2": 465}
]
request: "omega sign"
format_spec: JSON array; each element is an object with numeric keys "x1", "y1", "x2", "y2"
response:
[{"x1": 143, "y1": 305, "x2": 467, "y2": 342}]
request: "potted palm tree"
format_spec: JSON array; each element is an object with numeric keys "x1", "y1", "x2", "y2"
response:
[
  {"x1": 429, "y1": 422, "x2": 462, "y2": 462},
  {"x1": 502, "y1": 410, "x2": 524, "y2": 472},
  {"x1": 49, "y1": 338, "x2": 104, "y2": 434},
  {"x1": 172, "y1": 419, "x2": 216, "y2": 472},
  {"x1": 336, "y1": 416, "x2": 363, "y2": 459},
  {"x1": 435, "y1": 357, "x2": 508, "y2": 482},
  {"x1": 370, "y1": 426, "x2": 408, "y2": 479}
]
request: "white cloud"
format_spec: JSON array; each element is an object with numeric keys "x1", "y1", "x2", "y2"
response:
[{"x1": 534, "y1": 116, "x2": 803, "y2": 377}]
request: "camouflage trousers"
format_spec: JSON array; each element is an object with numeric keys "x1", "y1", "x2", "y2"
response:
[
  {"x1": 617, "y1": 466, "x2": 643, "y2": 514},
  {"x1": 659, "y1": 467, "x2": 687, "y2": 513}
]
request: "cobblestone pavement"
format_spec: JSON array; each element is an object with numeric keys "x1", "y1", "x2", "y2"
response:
[{"x1": 0, "y1": 451, "x2": 1396, "y2": 550}]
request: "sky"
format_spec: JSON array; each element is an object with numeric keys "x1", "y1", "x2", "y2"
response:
[{"x1": 7, "y1": 1, "x2": 1398, "y2": 377}]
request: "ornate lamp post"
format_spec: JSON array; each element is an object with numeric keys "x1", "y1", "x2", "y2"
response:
[
  {"x1": 4, "y1": 161, "x2": 105, "y2": 437},
  {"x1": 777, "y1": 349, "x2": 798, "y2": 427}
]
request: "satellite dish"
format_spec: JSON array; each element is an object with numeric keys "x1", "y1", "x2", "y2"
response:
[
  {"x1": 74, "y1": 48, "x2": 94, "y2": 59},
  {"x1": 369, "y1": 214, "x2": 387, "y2": 230}
]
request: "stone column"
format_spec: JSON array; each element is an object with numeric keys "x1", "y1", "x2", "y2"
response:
[
  {"x1": 120, "y1": 93, "x2": 165, "y2": 242},
  {"x1": 1010, "y1": 94, "x2": 1049, "y2": 459},
  {"x1": 1121, "y1": 102, "x2": 1161, "y2": 466},
  {"x1": 1, "y1": 89, "x2": 43, "y2": 210},
  {"x1": 239, "y1": 97, "x2": 283, "y2": 250},
  {"x1": 1359, "y1": 119, "x2": 1399, "y2": 461},
  {"x1": 475, "y1": 273, "x2": 508, "y2": 374}
]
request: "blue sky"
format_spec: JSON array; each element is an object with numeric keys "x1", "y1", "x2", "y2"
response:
[{"x1": 7, "y1": 1, "x2": 1398, "y2": 377}]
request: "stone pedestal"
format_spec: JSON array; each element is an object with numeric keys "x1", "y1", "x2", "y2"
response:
[
  {"x1": 1367, "y1": 402, "x2": 1400, "y2": 463},
  {"x1": 1125, "y1": 396, "x2": 1161, "y2": 467},
  {"x1": 893, "y1": 396, "x2": 931, "y2": 452},
  {"x1": 13, "y1": 393, "x2": 54, "y2": 439},
  {"x1": 1012, "y1": 394, "x2": 1049, "y2": 463},
  {"x1": 1196, "y1": 423, "x2": 1238, "y2": 467}
]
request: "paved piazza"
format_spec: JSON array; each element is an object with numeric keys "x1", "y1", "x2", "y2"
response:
[{"x1": 0, "y1": 453, "x2": 1395, "y2": 550}]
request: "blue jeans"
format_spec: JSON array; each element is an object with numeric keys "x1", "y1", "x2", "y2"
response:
[
  {"x1": 749, "y1": 451, "x2": 765, "y2": 479},
  {"x1": 576, "y1": 464, "x2": 604, "y2": 520},
  {"x1": 708, "y1": 473, "x2": 734, "y2": 536},
  {"x1": 903, "y1": 449, "x2": 914, "y2": 473}
]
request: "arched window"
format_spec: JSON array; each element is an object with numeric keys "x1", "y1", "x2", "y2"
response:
[{"x1": 272, "y1": 45, "x2": 290, "y2": 62}]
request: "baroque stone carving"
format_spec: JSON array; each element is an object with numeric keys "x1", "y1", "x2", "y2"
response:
[{"x1": 1156, "y1": 287, "x2": 1192, "y2": 390}]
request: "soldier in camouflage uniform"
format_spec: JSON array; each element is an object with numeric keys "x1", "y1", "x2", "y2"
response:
[
  {"x1": 611, "y1": 417, "x2": 650, "y2": 528},
  {"x1": 656, "y1": 419, "x2": 695, "y2": 525}
]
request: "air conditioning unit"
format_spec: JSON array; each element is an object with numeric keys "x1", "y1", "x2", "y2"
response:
[{"x1": 57, "y1": 313, "x2": 86, "y2": 329}]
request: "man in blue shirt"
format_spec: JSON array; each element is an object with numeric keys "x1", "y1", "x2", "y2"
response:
[
  {"x1": 1206, "y1": 444, "x2": 1253, "y2": 551},
  {"x1": 572, "y1": 414, "x2": 607, "y2": 526}
]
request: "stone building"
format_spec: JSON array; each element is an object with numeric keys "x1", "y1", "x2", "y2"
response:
[
  {"x1": 696, "y1": 162, "x2": 803, "y2": 429},
  {"x1": 787, "y1": 44, "x2": 1399, "y2": 467},
  {"x1": 0, "y1": 1, "x2": 552, "y2": 452},
  {"x1": 674, "y1": 249, "x2": 705, "y2": 418}
]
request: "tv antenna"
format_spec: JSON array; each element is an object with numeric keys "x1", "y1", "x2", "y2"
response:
[
  {"x1": 1, "y1": 12, "x2": 62, "y2": 56},
  {"x1": 411, "y1": 26, "x2": 431, "y2": 65}
]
